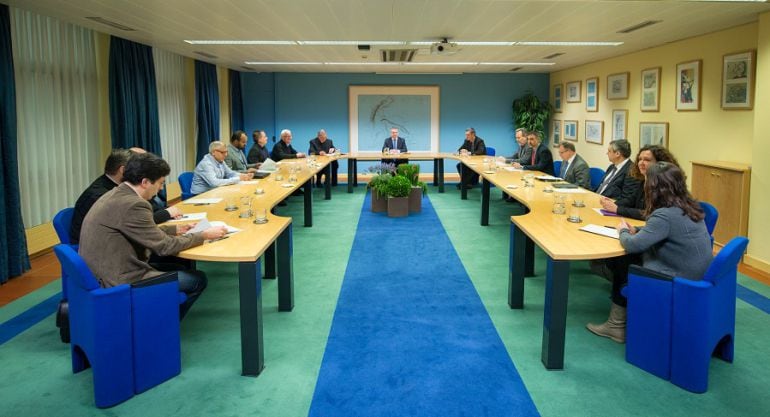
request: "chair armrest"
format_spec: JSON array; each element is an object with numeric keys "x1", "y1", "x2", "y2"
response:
[
  {"x1": 628, "y1": 265, "x2": 674, "y2": 281},
  {"x1": 131, "y1": 271, "x2": 179, "y2": 288}
]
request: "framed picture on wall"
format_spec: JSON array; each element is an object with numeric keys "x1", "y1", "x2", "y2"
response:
[
  {"x1": 676, "y1": 60, "x2": 702, "y2": 111},
  {"x1": 612, "y1": 109, "x2": 628, "y2": 140},
  {"x1": 607, "y1": 72, "x2": 629, "y2": 100},
  {"x1": 721, "y1": 50, "x2": 756, "y2": 110},
  {"x1": 586, "y1": 77, "x2": 599, "y2": 112},
  {"x1": 585, "y1": 120, "x2": 604, "y2": 145},
  {"x1": 641, "y1": 67, "x2": 661, "y2": 112},
  {"x1": 564, "y1": 120, "x2": 578, "y2": 141},
  {"x1": 552, "y1": 120, "x2": 562, "y2": 147},
  {"x1": 639, "y1": 122, "x2": 669, "y2": 148},
  {"x1": 553, "y1": 84, "x2": 563, "y2": 112},
  {"x1": 566, "y1": 81, "x2": 581, "y2": 102}
]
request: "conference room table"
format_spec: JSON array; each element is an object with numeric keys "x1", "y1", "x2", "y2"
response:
[
  {"x1": 457, "y1": 155, "x2": 644, "y2": 370},
  {"x1": 344, "y1": 152, "x2": 449, "y2": 193},
  {"x1": 174, "y1": 157, "x2": 333, "y2": 376}
]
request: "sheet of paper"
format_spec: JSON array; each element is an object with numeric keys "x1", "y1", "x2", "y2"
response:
[
  {"x1": 209, "y1": 221, "x2": 242, "y2": 234},
  {"x1": 182, "y1": 198, "x2": 223, "y2": 205},
  {"x1": 553, "y1": 188, "x2": 587, "y2": 194},
  {"x1": 185, "y1": 218, "x2": 211, "y2": 234},
  {"x1": 579, "y1": 224, "x2": 620, "y2": 239},
  {"x1": 240, "y1": 180, "x2": 260, "y2": 184},
  {"x1": 166, "y1": 212, "x2": 207, "y2": 223},
  {"x1": 504, "y1": 166, "x2": 523, "y2": 172},
  {"x1": 592, "y1": 208, "x2": 620, "y2": 217},
  {"x1": 535, "y1": 175, "x2": 560, "y2": 181}
]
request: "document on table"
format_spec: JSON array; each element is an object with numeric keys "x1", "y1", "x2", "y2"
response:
[
  {"x1": 240, "y1": 180, "x2": 260, "y2": 184},
  {"x1": 579, "y1": 224, "x2": 619, "y2": 239},
  {"x1": 593, "y1": 208, "x2": 620, "y2": 217},
  {"x1": 166, "y1": 212, "x2": 207, "y2": 223},
  {"x1": 535, "y1": 175, "x2": 561, "y2": 181},
  {"x1": 553, "y1": 188, "x2": 587, "y2": 194},
  {"x1": 182, "y1": 198, "x2": 223, "y2": 205},
  {"x1": 504, "y1": 167, "x2": 524, "y2": 172},
  {"x1": 184, "y1": 219, "x2": 241, "y2": 235}
]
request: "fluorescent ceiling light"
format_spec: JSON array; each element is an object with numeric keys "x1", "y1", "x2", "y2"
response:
[
  {"x1": 478, "y1": 62, "x2": 556, "y2": 66},
  {"x1": 185, "y1": 40, "x2": 297, "y2": 45},
  {"x1": 245, "y1": 61, "x2": 554, "y2": 66},
  {"x1": 455, "y1": 41, "x2": 516, "y2": 46},
  {"x1": 516, "y1": 41, "x2": 623, "y2": 46},
  {"x1": 406, "y1": 62, "x2": 478, "y2": 66},
  {"x1": 244, "y1": 62, "x2": 323, "y2": 65},
  {"x1": 297, "y1": 41, "x2": 405, "y2": 46},
  {"x1": 189, "y1": 40, "x2": 623, "y2": 47},
  {"x1": 328, "y1": 62, "x2": 401, "y2": 65}
]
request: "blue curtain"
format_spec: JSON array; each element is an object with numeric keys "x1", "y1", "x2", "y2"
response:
[
  {"x1": 0, "y1": 4, "x2": 31, "y2": 283},
  {"x1": 108, "y1": 36, "x2": 162, "y2": 155},
  {"x1": 195, "y1": 60, "x2": 219, "y2": 162},
  {"x1": 229, "y1": 69, "x2": 244, "y2": 132}
]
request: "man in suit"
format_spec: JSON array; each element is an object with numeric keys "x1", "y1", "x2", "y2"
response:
[
  {"x1": 595, "y1": 139, "x2": 639, "y2": 200},
  {"x1": 381, "y1": 127, "x2": 408, "y2": 166},
  {"x1": 558, "y1": 142, "x2": 591, "y2": 188},
  {"x1": 271, "y1": 129, "x2": 306, "y2": 161},
  {"x1": 79, "y1": 153, "x2": 227, "y2": 318},
  {"x1": 224, "y1": 130, "x2": 257, "y2": 173},
  {"x1": 191, "y1": 141, "x2": 252, "y2": 195},
  {"x1": 456, "y1": 127, "x2": 487, "y2": 189},
  {"x1": 247, "y1": 129, "x2": 270, "y2": 166},
  {"x1": 308, "y1": 129, "x2": 338, "y2": 186},
  {"x1": 510, "y1": 128, "x2": 532, "y2": 164},
  {"x1": 513, "y1": 131, "x2": 554, "y2": 175}
]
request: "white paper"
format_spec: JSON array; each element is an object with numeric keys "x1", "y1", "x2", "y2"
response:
[
  {"x1": 209, "y1": 221, "x2": 241, "y2": 234},
  {"x1": 184, "y1": 219, "x2": 241, "y2": 235},
  {"x1": 240, "y1": 180, "x2": 260, "y2": 184},
  {"x1": 553, "y1": 188, "x2": 587, "y2": 194},
  {"x1": 504, "y1": 167, "x2": 523, "y2": 172},
  {"x1": 535, "y1": 175, "x2": 560, "y2": 181},
  {"x1": 580, "y1": 224, "x2": 619, "y2": 239},
  {"x1": 260, "y1": 158, "x2": 277, "y2": 172},
  {"x1": 182, "y1": 198, "x2": 223, "y2": 205},
  {"x1": 166, "y1": 212, "x2": 207, "y2": 223}
]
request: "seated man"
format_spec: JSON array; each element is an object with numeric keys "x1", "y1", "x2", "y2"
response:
[
  {"x1": 510, "y1": 128, "x2": 531, "y2": 164},
  {"x1": 557, "y1": 142, "x2": 591, "y2": 188},
  {"x1": 595, "y1": 139, "x2": 639, "y2": 200},
  {"x1": 247, "y1": 129, "x2": 270, "y2": 166},
  {"x1": 224, "y1": 130, "x2": 258, "y2": 173},
  {"x1": 271, "y1": 129, "x2": 306, "y2": 161},
  {"x1": 79, "y1": 152, "x2": 227, "y2": 318},
  {"x1": 381, "y1": 127, "x2": 408, "y2": 166},
  {"x1": 191, "y1": 141, "x2": 252, "y2": 195},
  {"x1": 456, "y1": 127, "x2": 487, "y2": 189},
  {"x1": 308, "y1": 129, "x2": 339, "y2": 186},
  {"x1": 512, "y1": 131, "x2": 554, "y2": 175},
  {"x1": 70, "y1": 148, "x2": 182, "y2": 244}
]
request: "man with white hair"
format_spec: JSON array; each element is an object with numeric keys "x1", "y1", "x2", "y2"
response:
[
  {"x1": 271, "y1": 129, "x2": 306, "y2": 161},
  {"x1": 191, "y1": 141, "x2": 252, "y2": 195}
]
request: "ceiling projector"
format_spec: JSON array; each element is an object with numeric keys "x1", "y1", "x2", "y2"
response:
[{"x1": 430, "y1": 41, "x2": 459, "y2": 55}]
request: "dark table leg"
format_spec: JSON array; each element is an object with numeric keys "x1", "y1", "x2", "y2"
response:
[
  {"x1": 353, "y1": 159, "x2": 358, "y2": 187},
  {"x1": 526, "y1": 238, "x2": 535, "y2": 277},
  {"x1": 263, "y1": 241, "x2": 276, "y2": 279},
  {"x1": 303, "y1": 180, "x2": 312, "y2": 227},
  {"x1": 324, "y1": 163, "x2": 331, "y2": 200},
  {"x1": 347, "y1": 159, "x2": 355, "y2": 193},
  {"x1": 238, "y1": 260, "x2": 264, "y2": 377},
  {"x1": 277, "y1": 224, "x2": 294, "y2": 312},
  {"x1": 509, "y1": 222, "x2": 527, "y2": 309},
  {"x1": 460, "y1": 164, "x2": 468, "y2": 200},
  {"x1": 481, "y1": 178, "x2": 490, "y2": 226},
  {"x1": 541, "y1": 257, "x2": 570, "y2": 370},
  {"x1": 438, "y1": 158, "x2": 445, "y2": 193},
  {"x1": 432, "y1": 159, "x2": 438, "y2": 186}
]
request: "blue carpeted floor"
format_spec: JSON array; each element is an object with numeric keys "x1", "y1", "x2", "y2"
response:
[{"x1": 308, "y1": 192, "x2": 539, "y2": 417}]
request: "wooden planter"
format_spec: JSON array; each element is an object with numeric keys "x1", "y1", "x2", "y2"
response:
[
  {"x1": 371, "y1": 189, "x2": 387, "y2": 212},
  {"x1": 387, "y1": 196, "x2": 409, "y2": 217},
  {"x1": 408, "y1": 187, "x2": 422, "y2": 212}
]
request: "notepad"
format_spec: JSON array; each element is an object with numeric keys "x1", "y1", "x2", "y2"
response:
[
  {"x1": 183, "y1": 198, "x2": 223, "y2": 205},
  {"x1": 184, "y1": 219, "x2": 241, "y2": 235},
  {"x1": 535, "y1": 175, "x2": 561, "y2": 181},
  {"x1": 593, "y1": 208, "x2": 620, "y2": 217},
  {"x1": 579, "y1": 224, "x2": 619, "y2": 239}
]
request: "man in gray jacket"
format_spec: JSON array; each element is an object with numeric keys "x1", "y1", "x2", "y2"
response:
[
  {"x1": 558, "y1": 142, "x2": 591, "y2": 188},
  {"x1": 224, "y1": 130, "x2": 258, "y2": 173}
]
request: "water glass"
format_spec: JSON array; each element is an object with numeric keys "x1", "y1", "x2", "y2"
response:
[
  {"x1": 567, "y1": 203, "x2": 582, "y2": 223},
  {"x1": 383, "y1": 147, "x2": 390, "y2": 155},
  {"x1": 573, "y1": 197, "x2": 585, "y2": 207},
  {"x1": 253, "y1": 207, "x2": 268, "y2": 224},
  {"x1": 552, "y1": 194, "x2": 566, "y2": 215},
  {"x1": 225, "y1": 196, "x2": 238, "y2": 211},
  {"x1": 239, "y1": 196, "x2": 252, "y2": 218}
]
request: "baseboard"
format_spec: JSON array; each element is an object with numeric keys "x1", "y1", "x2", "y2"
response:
[
  {"x1": 744, "y1": 254, "x2": 770, "y2": 275},
  {"x1": 338, "y1": 173, "x2": 461, "y2": 183}
]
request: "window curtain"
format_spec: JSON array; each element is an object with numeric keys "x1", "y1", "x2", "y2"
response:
[
  {"x1": 229, "y1": 69, "x2": 244, "y2": 132},
  {"x1": 194, "y1": 60, "x2": 219, "y2": 162},
  {"x1": 153, "y1": 48, "x2": 190, "y2": 183},
  {"x1": 11, "y1": 7, "x2": 100, "y2": 228},
  {"x1": 1, "y1": 4, "x2": 30, "y2": 282},
  {"x1": 109, "y1": 36, "x2": 162, "y2": 155}
]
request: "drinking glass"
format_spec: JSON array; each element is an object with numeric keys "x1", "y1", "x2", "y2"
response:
[
  {"x1": 253, "y1": 207, "x2": 268, "y2": 224},
  {"x1": 572, "y1": 197, "x2": 585, "y2": 207},
  {"x1": 552, "y1": 194, "x2": 566, "y2": 214},
  {"x1": 239, "y1": 196, "x2": 252, "y2": 218},
  {"x1": 225, "y1": 196, "x2": 238, "y2": 211},
  {"x1": 567, "y1": 203, "x2": 582, "y2": 223}
]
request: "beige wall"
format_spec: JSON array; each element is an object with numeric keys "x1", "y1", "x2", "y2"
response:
[{"x1": 217, "y1": 66, "x2": 231, "y2": 142}]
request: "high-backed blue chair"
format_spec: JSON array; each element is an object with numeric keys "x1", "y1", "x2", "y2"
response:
[
  {"x1": 699, "y1": 201, "x2": 719, "y2": 245},
  {"x1": 589, "y1": 167, "x2": 605, "y2": 190},
  {"x1": 178, "y1": 172, "x2": 195, "y2": 201},
  {"x1": 486, "y1": 147, "x2": 496, "y2": 156},
  {"x1": 53, "y1": 207, "x2": 77, "y2": 343},
  {"x1": 623, "y1": 236, "x2": 749, "y2": 393},
  {"x1": 553, "y1": 160, "x2": 562, "y2": 177},
  {"x1": 54, "y1": 244, "x2": 184, "y2": 408}
]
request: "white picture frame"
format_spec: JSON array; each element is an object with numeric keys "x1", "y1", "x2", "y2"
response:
[
  {"x1": 721, "y1": 50, "x2": 756, "y2": 110},
  {"x1": 676, "y1": 60, "x2": 702, "y2": 111}
]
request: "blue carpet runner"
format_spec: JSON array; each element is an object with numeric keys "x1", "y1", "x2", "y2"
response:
[
  {"x1": 0, "y1": 292, "x2": 60, "y2": 346},
  {"x1": 308, "y1": 192, "x2": 539, "y2": 417}
]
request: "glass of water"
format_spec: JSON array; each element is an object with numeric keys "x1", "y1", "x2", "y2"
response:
[{"x1": 253, "y1": 207, "x2": 268, "y2": 224}]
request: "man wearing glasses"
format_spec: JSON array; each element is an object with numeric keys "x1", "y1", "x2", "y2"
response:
[{"x1": 191, "y1": 141, "x2": 253, "y2": 195}]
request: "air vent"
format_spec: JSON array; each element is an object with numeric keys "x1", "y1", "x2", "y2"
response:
[
  {"x1": 85, "y1": 16, "x2": 136, "y2": 31},
  {"x1": 381, "y1": 49, "x2": 417, "y2": 62},
  {"x1": 617, "y1": 20, "x2": 662, "y2": 34},
  {"x1": 509, "y1": 67, "x2": 523, "y2": 72},
  {"x1": 544, "y1": 52, "x2": 564, "y2": 59},
  {"x1": 194, "y1": 51, "x2": 218, "y2": 59},
  {"x1": 240, "y1": 66, "x2": 253, "y2": 71}
]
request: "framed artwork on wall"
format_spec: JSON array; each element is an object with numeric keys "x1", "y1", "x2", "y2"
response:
[
  {"x1": 566, "y1": 81, "x2": 581, "y2": 103},
  {"x1": 552, "y1": 120, "x2": 561, "y2": 147},
  {"x1": 553, "y1": 84, "x2": 563, "y2": 112},
  {"x1": 676, "y1": 60, "x2": 702, "y2": 111},
  {"x1": 586, "y1": 77, "x2": 598, "y2": 112},
  {"x1": 612, "y1": 109, "x2": 628, "y2": 141},
  {"x1": 607, "y1": 72, "x2": 629, "y2": 100},
  {"x1": 721, "y1": 50, "x2": 756, "y2": 110},
  {"x1": 564, "y1": 120, "x2": 578, "y2": 141},
  {"x1": 585, "y1": 120, "x2": 604, "y2": 145},
  {"x1": 641, "y1": 67, "x2": 661, "y2": 112},
  {"x1": 639, "y1": 122, "x2": 669, "y2": 148}
]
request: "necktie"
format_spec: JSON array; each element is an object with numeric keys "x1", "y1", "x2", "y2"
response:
[
  {"x1": 531, "y1": 148, "x2": 536, "y2": 165},
  {"x1": 393, "y1": 139, "x2": 397, "y2": 149},
  {"x1": 598, "y1": 165, "x2": 616, "y2": 194},
  {"x1": 560, "y1": 161, "x2": 568, "y2": 178}
]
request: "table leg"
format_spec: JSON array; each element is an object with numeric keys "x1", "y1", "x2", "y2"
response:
[
  {"x1": 353, "y1": 159, "x2": 358, "y2": 187},
  {"x1": 324, "y1": 163, "x2": 331, "y2": 200},
  {"x1": 238, "y1": 260, "x2": 264, "y2": 377},
  {"x1": 509, "y1": 222, "x2": 527, "y2": 309},
  {"x1": 432, "y1": 159, "x2": 438, "y2": 186},
  {"x1": 303, "y1": 180, "x2": 312, "y2": 227},
  {"x1": 438, "y1": 158, "x2": 445, "y2": 193},
  {"x1": 460, "y1": 164, "x2": 468, "y2": 200},
  {"x1": 542, "y1": 257, "x2": 570, "y2": 370},
  {"x1": 347, "y1": 158, "x2": 355, "y2": 193},
  {"x1": 277, "y1": 224, "x2": 294, "y2": 312},
  {"x1": 263, "y1": 241, "x2": 276, "y2": 279},
  {"x1": 481, "y1": 178, "x2": 490, "y2": 226},
  {"x1": 526, "y1": 238, "x2": 535, "y2": 277}
]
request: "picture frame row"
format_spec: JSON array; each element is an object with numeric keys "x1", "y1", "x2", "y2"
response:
[{"x1": 551, "y1": 119, "x2": 669, "y2": 149}]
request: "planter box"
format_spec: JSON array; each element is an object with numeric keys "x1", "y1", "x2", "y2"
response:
[
  {"x1": 387, "y1": 196, "x2": 409, "y2": 217},
  {"x1": 408, "y1": 187, "x2": 422, "y2": 212},
  {"x1": 371, "y1": 189, "x2": 387, "y2": 212}
]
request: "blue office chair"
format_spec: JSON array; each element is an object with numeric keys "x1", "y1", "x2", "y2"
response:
[
  {"x1": 699, "y1": 201, "x2": 719, "y2": 245},
  {"x1": 623, "y1": 236, "x2": 749, "y2": 393},
  {"x1": 54, "y1": 244, "x2": 185, "y2": 408},
  {"x1": 589, "y1": 167, "x2": 605, "y2": 190},
  {"x1": 178, "y1": 172, "x2": 196, "y2": 201},
  {"x1": 486, "y1": 147, "x2": 496, "y2": 156},
  {"x1": 553, "y1": 161, "x2": 562, "y2": 177},
  {"x1": 53, "y1": 207, "x2": 77, "y2": 343}
]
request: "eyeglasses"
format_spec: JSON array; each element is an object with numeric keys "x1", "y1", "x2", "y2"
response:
[{"x1": 214, "y1": 149, "x2": 228, "y2": 155}]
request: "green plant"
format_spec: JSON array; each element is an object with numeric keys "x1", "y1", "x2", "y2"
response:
[
  {"x1": 396, "y1": 163, "x2": 427, "y2": 193},
  {"x1": 384, "y1": 175, "x2": 412, "y2": 198},
  {"x1": 367, "y1": 173, "x2": 391, "y2": 195},
  {"x1": 512, "y1": 90, "x2": 553, "y2": 140}
]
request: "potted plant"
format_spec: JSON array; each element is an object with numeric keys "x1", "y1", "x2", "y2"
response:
[
  {"x1": 512, "y1": 90, "x2": 553, "y2": 143},
  {"x1": 366, "y1": 163, "x2": 395, "y2": 212},
  {"x1": 396, "y1": 163, "x2": 427, "y2": 212},
  {"x1": 384, "y1": 174, "x2": 412, "y2": 217}
]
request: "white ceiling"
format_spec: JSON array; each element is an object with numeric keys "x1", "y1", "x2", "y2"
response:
[{"x1": 7, "y1": 0, "x2": 770, "y2": 73}]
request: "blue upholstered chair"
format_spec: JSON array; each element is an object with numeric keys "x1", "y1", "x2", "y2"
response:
[
  {"x1": 553, "y1": 161, "x2": 562, "y2": 177},
  {"x1": 623, "y1": 236, "x2": 749, "y2": 393},
  {"x1": 53, "y1": 207, "x2": 77, "y2": 343},
  {"x1": 699, "y1": 201, "x2": 719, "y2": 245},
  {"x1": 486, "y1": 147, "x2": 496, "y2": 156},
  {"x1": 589, "y1": 167, "x2": 605, "y2": 190},
  {"x1": 178, "y1": 172, "x2": 195, "y2": 201},
  {"x1": 53, "y1": 244, "x2": 185, "y2": 408}
]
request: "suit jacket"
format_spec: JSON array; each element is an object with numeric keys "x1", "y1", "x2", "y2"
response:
[
  {"x1": 512, "y1": 145, "x2": 532, "y2": 164},
  {"x1": 562, "y1": 154, "x2": 591, "y2": 189},
  {"x1": 615, "y1": 177, "x2": 645, "y2": 220},
  {"x1": 458, "y1": 137, "x2": 487, "y2": 155},
  {"x1": 309, "y1": 137, "x2": 335, "y2": 155},
  {"x1": 247, "y1": 144, "x2": 270, "y2": 164},
  {"x1": 595, "y1": 159, "x2": 636, "y2": 200},
  {"x1": 522, "y1": 143, "x2": 554, "y2": 175},
  {"x1": 79, "y1": 183, "x2": 204, "y2": 288},
  {"x1": 382, "y1": 137, "x2": 408, "y2": 153},
  {"x1": 271, "y1": 140, "x2": 300, "y2": 161},
  {"x1": 224, "y1": 143, "x2": 254, "y2": 172}
]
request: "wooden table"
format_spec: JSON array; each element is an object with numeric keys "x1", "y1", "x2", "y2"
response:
[{"x1": 343, "y1": 152, "x2": 450, "y2": 193}]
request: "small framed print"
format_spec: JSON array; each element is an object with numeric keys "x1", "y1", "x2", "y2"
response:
[
  {"x1": 639, "y1": 122, "x2": 669, "y2": 148},
  {"x1": 641, "y1": 67, "x2": 661, "y2": 112},
  {"x1": 585, "y1": 120, "x2": 604, "y2": 145},
  {"x1": 553, "y1": 84, "x2": 563, "y2": 112},
  {"x1": 607, "y1": 72, "x2": 629, "y2": 100},
  {"x1": 566, "y1": 81, "x2": 581, "y2": 103},
  {"x1": 721, "y1": 50, "x2": 756, "y2": 110},
  {"x1": 676, "y1": 60, "x2": 702, "y2": 111},
  {"x1": 552, "y1": 120, "x2": 561, "y2": 147},
  {"x1": 612, "y1": 109, "x2": 628, "y2": 141},
  {"x1": 564, "y1": 120, "x2": 578, "y2": 141},
  {"x1": 586, "y1": 77, "x2": 599, "y2": 112}
]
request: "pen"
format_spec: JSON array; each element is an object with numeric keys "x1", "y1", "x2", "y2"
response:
[
  {"x1": 194, "y1": 203, "x2": 211, "y2": 206},
  {"x1": 208, "y1": 236, "x2": 229, "y2": 243}
]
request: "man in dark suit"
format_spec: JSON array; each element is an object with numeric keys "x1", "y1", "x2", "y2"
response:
[
  {"x1": 247, "y1": 129, "x2": 270, "y2": 166},
  {"x1": 271, "y1": 129, "x2": 306, "y2": 161},
  {"x1": 595, "y1": 139, "x2": 639, "y2": 200},
  {"x1": 513, "y1": 131, "x2": 554, "y2": 175},
  {"x1": 510, "y1": 128, "x2": 532, "y2": 164},
  {"x1": 456, "y1": 127, "x2": 487, "y2": 189},
  {"x1": 308, "y1": 129, "x2": 338, "y2": 186},
  {"x1": 558, "y1": 142, "x2": 591, "y2": 188},
  {"x1": 381, "y1": 127, "x2": 408, "y2": 166}
]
